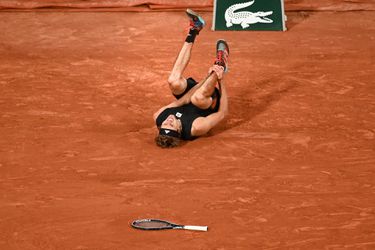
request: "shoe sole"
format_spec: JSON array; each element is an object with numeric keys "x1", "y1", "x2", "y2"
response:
[
  {"x1": 216, "y1": 39, "x2": 230, "y2": 55},
  {"x1": 186, "y1": 9, "x2": 206, "y2": 27}
]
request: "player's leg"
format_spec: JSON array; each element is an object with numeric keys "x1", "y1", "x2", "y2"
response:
[
  {"x1": 167, "y1": 9, "x2": 205, "y2": 96},
  {"x1": 190, "y1": 71, "x2": 220, "y2": 109},
  {"x1": 168, "y1": 42, "x2": 193, "y2": 96},
  {"x1": 191, "y1": 40, "x2": 229, "y2": 109}
]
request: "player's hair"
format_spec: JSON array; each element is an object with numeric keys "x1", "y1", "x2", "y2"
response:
[{"x1": 155, "y1": 134, "x2": 182, "y2": 148}]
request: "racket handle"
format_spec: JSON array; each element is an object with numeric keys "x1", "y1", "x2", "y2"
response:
[{"x1": 183, "y1": 225, "x2": 208, "y2": 231}]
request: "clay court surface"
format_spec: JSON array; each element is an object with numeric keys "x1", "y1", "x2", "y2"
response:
[{"x1": 0, "y1": 9, "x2": 375, "y2": 250}]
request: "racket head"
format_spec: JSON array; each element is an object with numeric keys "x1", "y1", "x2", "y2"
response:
[{"x1": 131, "y1": 219, "x2": 181, "y2": 230}]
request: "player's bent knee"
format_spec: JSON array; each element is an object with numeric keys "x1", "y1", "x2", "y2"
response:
[
  {"x1": 167, "y1": 77, "x2": 177, "y2": 87},
  {"x1": 191, "y1": 92, "x2": 211, "y2": 109},
  {"x1": 191, "y1": 92, "x2": 203, "y2": 103},
  {"x1": 167, "y1": 75, "x2": 182, "y2": 90}
]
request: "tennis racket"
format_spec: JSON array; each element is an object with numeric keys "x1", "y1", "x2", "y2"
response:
[{"x1": 131, "y1": 219, "x2": 208, "y2": 231}]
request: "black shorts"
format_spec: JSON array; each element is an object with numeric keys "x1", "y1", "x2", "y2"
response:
[{"x1": 173, "y1": 77, "x2": 221, "y2": 112}]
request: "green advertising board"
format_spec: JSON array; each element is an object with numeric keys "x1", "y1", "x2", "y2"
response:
[{"x1": 212, "y1": 0, "x2": 287, "y2": 31}]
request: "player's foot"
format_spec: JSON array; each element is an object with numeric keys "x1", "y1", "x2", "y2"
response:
[
  {"x1": 186, "y1": 9, "x2": 205, "y2": 33},
  {"x1": 215, "y1": 39, "x2": 230, "y2": 72}
]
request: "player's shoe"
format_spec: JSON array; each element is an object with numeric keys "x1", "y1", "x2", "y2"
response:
[
  {"x1": 215, "y1": 39, "x2": 230, "y2": 72},
  {"x1": 186, "y1": 9, "x2": 206, "y2": 33}
]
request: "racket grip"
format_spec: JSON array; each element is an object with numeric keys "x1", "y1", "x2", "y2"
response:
[{"x1": 183, "y1": 225, "x2": 208, "y2": 231}]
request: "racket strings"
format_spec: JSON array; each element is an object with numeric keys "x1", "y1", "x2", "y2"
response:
[{"x1": 133, "y1": 220, "x2": 172, "y2": 229}]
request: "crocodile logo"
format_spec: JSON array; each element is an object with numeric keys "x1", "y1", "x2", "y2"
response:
[{"x1": 225, "y1": 0, "x2": 274, "y2": 29}]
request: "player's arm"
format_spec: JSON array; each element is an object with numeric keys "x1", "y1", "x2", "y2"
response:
[
  {"x1": 191, "y1": 79, "x2": 228, "y2": 136},
  {"x1": 153, "y1": 81, "x2": 204, "y2": 121}
]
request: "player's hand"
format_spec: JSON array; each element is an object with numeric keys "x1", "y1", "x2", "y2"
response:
[{"x1": 208, "y1": 65, "x2": 224, "y2": 80}]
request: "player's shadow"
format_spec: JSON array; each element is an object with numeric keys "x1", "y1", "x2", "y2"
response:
[
  {"x1": 285, "y1": 11, "x2": 314, "y2": 30},
  {"x1": 212, "y1": 77, "x2": 297, "y2": 135}
]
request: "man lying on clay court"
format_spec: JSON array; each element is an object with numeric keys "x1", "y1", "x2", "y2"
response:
[{"x1": 153, "y1": 9, "x2": 230, "y2": 148}]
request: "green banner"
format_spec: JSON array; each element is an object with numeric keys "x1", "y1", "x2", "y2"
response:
[{"x1": 212, "y1": 0, "x2": 287, "y2": 31}]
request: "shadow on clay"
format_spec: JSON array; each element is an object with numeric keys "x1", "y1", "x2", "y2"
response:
[{"x1": 212, "y1": 77, "x2": 298, "y2": 136}]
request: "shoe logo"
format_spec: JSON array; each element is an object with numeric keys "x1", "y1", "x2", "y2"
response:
[
  {"x1": 176, "y1": 112, "x2": 182, "y2": 118},
  {"x1": 165, "y1": 130, "x2": 170, "y2": 134},
  {"x1": 225, "y1": 0, "x2": 274, "y2": 29}
]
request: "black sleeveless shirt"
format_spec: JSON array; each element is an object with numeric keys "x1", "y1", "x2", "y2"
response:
[{"x1": 156, "y1": 103, "x2": 216, "y2": 140}]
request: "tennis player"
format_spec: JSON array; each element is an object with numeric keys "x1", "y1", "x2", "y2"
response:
[{"x1": 153, "y1": 9, "x2": 229, "y2": 148}]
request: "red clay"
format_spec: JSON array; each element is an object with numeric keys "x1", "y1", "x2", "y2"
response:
[{"x1": 0, "y1": 11, "x2": 375, "y2": 249}]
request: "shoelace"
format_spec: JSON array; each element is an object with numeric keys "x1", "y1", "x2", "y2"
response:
[{"x1": 216, "y1": 50, "x2": 228, "y2": 67}]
